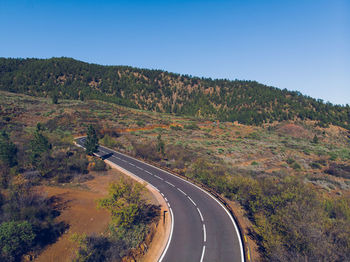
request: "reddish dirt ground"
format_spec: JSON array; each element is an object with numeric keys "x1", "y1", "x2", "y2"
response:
[
  {"x1": 34, "y1": 168, "x2": 161, "y2": 262},
  {"x1": 34, "y1": 170, "x2": 127, "y2": 262}
]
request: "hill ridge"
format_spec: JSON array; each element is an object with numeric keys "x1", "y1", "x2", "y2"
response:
[{"x1": 0, "y1": 57, "x2": 349, "y2": 129}]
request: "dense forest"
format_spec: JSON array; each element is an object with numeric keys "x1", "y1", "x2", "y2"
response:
[{"x1": 0, "y1": 57, "x2": 349, "y2": 128}]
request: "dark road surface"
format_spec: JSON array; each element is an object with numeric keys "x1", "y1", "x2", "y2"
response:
[{"x1": 76, "y1": 138, "x2": 244, "y2": 262}]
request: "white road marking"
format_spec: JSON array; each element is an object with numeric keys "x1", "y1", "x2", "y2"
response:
[
  {"x1": 129, "y1": 163, "x2": 135, "y2": 166},
  {"x1": 153, "y1": 186, "x2": 160, "y2": 192},
  {"x1": 200, "y1": 245, "x2": 206, "y2": 262},
  {"x1": 177, "y1": 188, "x2": 187, "y2": 195},
  {"x1": 167, "y1": 202, "x2": 170, "y2": 207},
  {"x1": 155, "y1": 175, "x2": 163, "y2": 180},
  {"x1": 161, "y1": 193, "x2": 164, "y2": 197},
  {"x1": 159, "y1": 207, "x2": 174, "y2": 262},
  {"x1": 87, "y1": 145, "x2": 244, "y2": 262},
  {"x1": 197, "y1": 208, "x2": 204, "y2": 222},
  {"x1": 165, "y1": 198, "x2": 168, "y2": 202},
  {"x1": 165, "y1": 181, "x2": 175, "y2": 187},
  {"x1": 203, "y1": 224, "x2": 206, "y2": 242},
  {"x1": 145, "y1": 170, "x2": 152, "y2": 175},
  {"x1": 188, "y1": 196, "x2": 197, "y2": 206},
  {"x1": 136, "y1": 166, "x2": 143, "y2": 170}
]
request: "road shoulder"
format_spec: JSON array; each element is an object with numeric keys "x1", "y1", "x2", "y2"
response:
[{"x1": 104, "y1": 159, "x2": 171, "y2": 262}]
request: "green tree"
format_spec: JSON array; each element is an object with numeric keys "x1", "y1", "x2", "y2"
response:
[
  {"x1": 85, "y1": 125, "x2": 99, "y2": 155},
  {"x1": 79, "y1": 92, "x2": 85, "y2": 101},
  {"x1": 0, "y1": 131, "x2": 17, "y2": 167},
  {"x1": 51, "y1": 93, "x2": 58, "y2": 104},
  {"x1": 0, "y1": 221, "x2": 35, "y2": 261},
  {"x1": 30, "y1": 124, "x2": 51, "y2": 165},
  {"x1": 312, "y1": 134, "x2": 319, "y2": 144},
  {"x1": 97, "y1": 179, "x2": 146, "y2": 228},
  {"x1": 156, "y1": 134, "x2": 165, "y2": 156}
]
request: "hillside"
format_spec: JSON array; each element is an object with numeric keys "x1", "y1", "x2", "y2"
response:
[
  {"x1": 0, "y1": 57, "x2": 349, "y2": 128},
  {"x1": 0, "y1": 91, "x2": 349, "y2": 261}
]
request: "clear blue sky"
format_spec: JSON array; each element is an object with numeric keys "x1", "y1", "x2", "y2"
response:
[{"x1": 1, "y1": 0, "x2": 349, "y2": 105}]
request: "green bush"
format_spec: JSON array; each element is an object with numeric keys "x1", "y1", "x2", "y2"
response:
[
  {"x1": 170, "y1": 125, "x2": 182, "y2": 131},
  {"x1": 91, "y1": 159, "x2": 107, "y2": 171},
  {"x1": 217, "y1": 148, "x2": 225, "y2": 154},
  {"x1": 310, "y1": 162, "x2": 322, "y2": 169},
  {"x1": 136, "y1": 120, "x2": 145, "y2": 127},
  {"x1": 100, "y1": 134, "x2": 117, "y2": 148},
  {"x1": 246, "y1": 132, "x2": 260, "y2": 140},
  {"x1": 0, "y1": 131, "x2": 17, "y2": 168},
  {"x1": 286, "y1": 158, "x2": 295, "y2": 165},
  {"x1": 292, "y1": 162, "x2": 301, "y2": 170},
  {"x1": 0, "y1": 221, "x2": 35, "y2": 261},
  {"x1": 184, "y1": 123, "x2": 200, "y2": 130}
]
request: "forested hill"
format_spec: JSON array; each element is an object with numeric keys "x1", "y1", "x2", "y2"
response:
[{"x1": 1, "y1": 57, "x2": 349, "y2": 128}]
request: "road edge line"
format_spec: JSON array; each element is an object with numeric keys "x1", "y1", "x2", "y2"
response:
[
  {"x1": 103, "y1": 147, "x2": 245, "y2": 262},
  {"x1": 73, "y1": 140, "x2": 174, "y2": 262}
]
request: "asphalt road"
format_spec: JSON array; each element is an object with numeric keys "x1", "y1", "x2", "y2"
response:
[{"x1": 76, "y1": 138, "x2": 244, "y2": 262}]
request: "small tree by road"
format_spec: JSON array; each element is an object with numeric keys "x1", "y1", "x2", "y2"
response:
[
  {"x1": 85, "y1": 125, "x2": 99, "y2": 155},
  {"x1": 97, "y1": 178, "x2": 146, "y2": 229}
]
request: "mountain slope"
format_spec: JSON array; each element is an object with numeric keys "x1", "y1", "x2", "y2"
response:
[{"x1": 0, "y1": 57, "x2": 349, "y2": 128}]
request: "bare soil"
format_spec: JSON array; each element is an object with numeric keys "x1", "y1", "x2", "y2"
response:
[{"x1": 34, "y1": 168, "x2": 159, "y2": 262}]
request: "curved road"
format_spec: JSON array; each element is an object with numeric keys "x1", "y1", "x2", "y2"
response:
[{"x1": 76, "y1": 138, "x2": 244, "y2": 262}]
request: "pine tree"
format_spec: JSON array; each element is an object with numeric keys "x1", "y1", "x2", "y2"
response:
[
  {"x1": 30, "y1": 124, "x2": 51, "y2": 165},
  {"x1": 0, "y1": 130, "x2": 17, "y2": 167},
  {"x1": 156, "y1": 134, "x2": 165, "y2": 156},
  {"x1": 85, "y1": 125, "x2": 99, "y2": 155},
  {"x1": 51, "y1": 93, "x2": 58, "y2": 104}
]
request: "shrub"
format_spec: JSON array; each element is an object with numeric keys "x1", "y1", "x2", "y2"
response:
[
  {"x1": 217, "y1": 148, "x2": 225, "y2": 154},
  {"x1": 91, "y1": 158, "x2": 107, "y2": 172},
  {"x1": 71, "y1": 233, "x2": 118, "y2": 262},
  {"x1": 312, "y1": 134, "x2": 319, "y2": 144},
  {"x1": 310, "y1": 162, "x2": 322, "y2": 169},
  {"x1": 170, "y1": 125, "x2": 182, "y2": 131},
  {"x1": 292, "y1": 162, "x2": 301, "y2": 170},
  {"x1": 95, "y1": 179, "x2": 159, "y2": 259},
  {"x1": 165, "y1": 144, "x2": 194, "y2": 169},
  {"x1": 184, "y1": 123, "x2": 200, "y2": 130},
  {"x1": 67, "y1": 154, "x2": 89, "y2": 174},
  {"x1": 97, "y1": 179, "x2": 147, "y2": 229},
  {"x1": 136, "y1": 121, "x2": 145, "y2": 127},
  {"x1": 325, "y1": 163, "x2": 350, "y2": 179},
  {"x1": 51, "y1": 93, "x2": 58, "y2": 104},
  {"x1": 286, "y1": 158, "x2": 295, "y2": 165},
  {"x1": 246, "y1": 132, "x2": 260, "y2": 140},
  {"x1": 100, "y1": 134, "x2": 117, "y2": 148},
  {"x1": 0, "y1": 221, "x2": 35, "y2": 261},
  {"x1": 0, "y1": 131, "x2": 17, "y2": 167},
  {"x1": 132, "y1": 141, "x2": 161, "y2": 161}
]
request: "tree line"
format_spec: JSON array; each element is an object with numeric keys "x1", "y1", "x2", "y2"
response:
[{"x1": 0, "y1": 57, "x2": 349, "y2": 129}]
